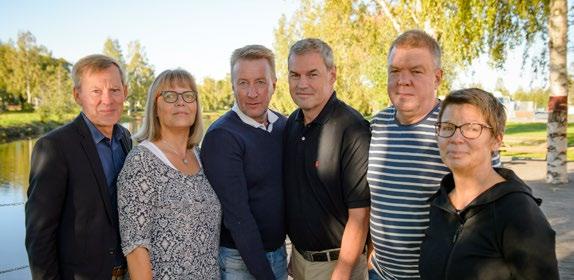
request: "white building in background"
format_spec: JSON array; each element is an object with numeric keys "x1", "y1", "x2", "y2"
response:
[{"x1": 493, "y1": 91, "x2": 516, "y2": 119}]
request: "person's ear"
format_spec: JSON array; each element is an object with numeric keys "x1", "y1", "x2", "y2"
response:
[
  {"x1": 329, "y1": 66, "x2": 337, "y2": 84},
  {"x1": 434, "y1": 68, "x2": 443, "y2": 90},
  {"x1": 491, "y1": 134, "x2": 503, "y2": 154},
  {"x1": 73, "y1": 87, "x2": 81, "y2": 105}
]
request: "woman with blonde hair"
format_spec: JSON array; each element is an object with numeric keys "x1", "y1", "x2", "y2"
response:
[{"x1": 117, "y1": 69, "x2": 221, "y2": 279}]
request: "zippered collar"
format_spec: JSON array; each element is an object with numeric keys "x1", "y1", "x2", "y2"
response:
[{"x1": 431, "y1": 167, "x2": 541, "y2": 218}]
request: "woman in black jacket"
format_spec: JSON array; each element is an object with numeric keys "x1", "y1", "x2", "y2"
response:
[{"x1": 419, "y1": 88, "x2": 558, "y2": 280}]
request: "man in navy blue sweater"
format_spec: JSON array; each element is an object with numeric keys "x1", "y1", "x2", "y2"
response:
[{"x1": 201, "y1": 45, "x2": 287, "y2": 280}]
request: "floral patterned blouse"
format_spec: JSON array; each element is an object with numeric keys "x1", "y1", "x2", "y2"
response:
[{"x1": 118, "y1": 143, "x2": 221, "y2": 279}]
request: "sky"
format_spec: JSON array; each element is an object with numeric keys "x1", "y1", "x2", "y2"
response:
[
  {"x1": 0, "y1": 0, "x2": 298, "y2": 81},
  {"x1": 0, "y1": 0, "x2": 572, "y2": 93}
]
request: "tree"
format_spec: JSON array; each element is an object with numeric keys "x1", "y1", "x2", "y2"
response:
[
  {"x1": 102, "y1": 38, "x2": 126, "y2": 69},
  {"x1": 125, "y1": 41, "x2": 154, "y2": 115},
  {"x1": 0, "y1": 32, "x2": 75, "y2": 117},
  {"x1": 0, "y1": 42, "x2": 14, "y2": 111},
  {"x1": 546, "y1": 0, "x2": 568, "y2": 184},
  {"x1": 35, "y1": 58, "x2": 76, "y2": 121},
  {"x1": 5, "y1": 31, "x2": 46, "y2": 106},
  {"x1": 276, "y1": 0, "x2": 569, "y2": 183},
  {"x1": 198, "y1": 75, "x2": 233, "y2": 112}
]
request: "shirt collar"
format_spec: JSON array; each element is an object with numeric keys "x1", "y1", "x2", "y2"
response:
[
  {"x1": 81, "y1": 112, "x2": 121, "y2": 144},
  {"x1": 232, "y1": 103, "x2": 278, "y2": 132}
]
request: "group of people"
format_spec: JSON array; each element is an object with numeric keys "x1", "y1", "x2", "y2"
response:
[{"x1": 24, "y1": 29, "x2": 558, "y2": 280}]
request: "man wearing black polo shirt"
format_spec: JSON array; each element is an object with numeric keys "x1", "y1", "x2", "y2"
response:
[{"x1": 284, "y1": 38, "x2": 371, "y2": 279}]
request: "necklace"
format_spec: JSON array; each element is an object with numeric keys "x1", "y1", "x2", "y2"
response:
[{"x1": 161, "y1": 139, "x2": 189, "y2": 165}]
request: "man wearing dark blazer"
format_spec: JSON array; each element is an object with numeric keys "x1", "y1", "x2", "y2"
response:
[{"x1": 25, "y1": 54, "x2": 131, "y2": 279}]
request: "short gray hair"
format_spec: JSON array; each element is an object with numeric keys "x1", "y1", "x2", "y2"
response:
[{"x1": 288, "y1": 38, "x2": 335, "y2": 69}]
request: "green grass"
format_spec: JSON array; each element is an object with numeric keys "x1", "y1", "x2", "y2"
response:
[
  {"x1": 0, "y1": 112, "x2": 45, "y2": 127},
  {"x1": 504, "y1": 122, "x2": 574, "y2": 146},
  {"x1": 0, "y1": 111, "x2": 141, "y2": 128},
  {"x1": 502, "y1": 122, "x2": 574, "y2": 161}
]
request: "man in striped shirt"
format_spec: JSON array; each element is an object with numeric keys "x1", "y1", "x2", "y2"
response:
[{"x1": 368, "y1": 30, "x2": 501, "y2": 280}]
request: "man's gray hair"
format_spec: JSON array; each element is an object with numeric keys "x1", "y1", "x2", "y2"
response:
[{"x1": 288, "y1": 38, "x2": 335, "y2": 69}]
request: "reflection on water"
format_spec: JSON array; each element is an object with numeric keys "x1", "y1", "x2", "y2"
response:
[
  {"x1": 0, "y1": 139, "x2": 35, "y2": 279},
  {"x1": 0, "y1": 116, "x2": 216, "y2": 278},
  {"x1": 0, "y1": 139, "x2": 35, "y2": 206}
]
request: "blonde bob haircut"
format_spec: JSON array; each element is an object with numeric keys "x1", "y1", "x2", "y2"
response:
[{"x1": 133, "y1": 69, "x2": 203, "y2": 148}]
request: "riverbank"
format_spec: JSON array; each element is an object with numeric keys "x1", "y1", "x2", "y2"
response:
[
  {"x1": 0, "y1": 112, "x2": 72, "y2": 143},
  {"x1": 0, "y1": 120, "x2": 64, "y2": 143},
  {"x1": 0, "y1": 110, "x2": 228, "y2": 143},
  {"x1": 0, "y1": 111, "x2": 144, "y2": 143}
]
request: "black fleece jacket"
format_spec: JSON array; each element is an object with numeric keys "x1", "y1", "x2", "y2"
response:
[{"x1": 419, "y1": 168, "x2": 559, "y2": 280}]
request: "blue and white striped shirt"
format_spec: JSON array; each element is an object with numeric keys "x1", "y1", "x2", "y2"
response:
[{"x1": 368, "y1": 103, "x2": 500, "y2": 279}]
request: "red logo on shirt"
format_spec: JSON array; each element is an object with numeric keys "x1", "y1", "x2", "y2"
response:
[{"x1": 315, "y1": 160, "x2": 320, "y2": 168}]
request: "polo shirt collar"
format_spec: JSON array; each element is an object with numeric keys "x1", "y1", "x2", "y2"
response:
[{"x1": 232, "y1": 103, "x2": 279, "y2": 132}]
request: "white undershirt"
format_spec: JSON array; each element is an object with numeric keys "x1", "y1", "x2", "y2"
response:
[{"x1": 232, "y1": 103, "x2": 279, "y2": 132}]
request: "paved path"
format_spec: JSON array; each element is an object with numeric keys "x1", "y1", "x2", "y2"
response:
[{"x1": 504, "y1": 159, "x2": 574, "y2": 279}]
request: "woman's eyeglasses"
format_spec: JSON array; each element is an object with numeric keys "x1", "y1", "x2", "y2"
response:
[
  {"x1": 435, "y1": 122, "x2": 492, "y2": 139},
  {"x1": 159, "y1": 91, "x2": 197, "y2": 103}
]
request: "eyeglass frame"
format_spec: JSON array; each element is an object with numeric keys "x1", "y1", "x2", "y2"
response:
[
  {"x1": 435, "y1": 122, "x2": 493, "y2": 139},
  {"x1": 158, "y1": 90, "x2": 197, "y2": 103}
]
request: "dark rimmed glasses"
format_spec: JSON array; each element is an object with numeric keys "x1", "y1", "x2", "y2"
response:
[
  {"x1": 435, "y1": 122, "x2": 492, "y2": 139},
  {"x1": 159, "y1": 91, "x2": 197, "y2": 103}
]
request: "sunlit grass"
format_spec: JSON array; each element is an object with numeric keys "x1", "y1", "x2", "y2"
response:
[
  {"x1": 504, "y1": 122, "x2": 574, "y2": 146},
  {"x1": 502, "y1": 148, "x2": 574, "y2": 161},
  {"x1": 502, "y1": 122, "x2": 574, "y2": 161},
  {"x1": 0, "y1": 112, "x2": 45, "y2": 127},
  {"x1": 0, "y1": 111, "x2": 142, "y2": 128}
]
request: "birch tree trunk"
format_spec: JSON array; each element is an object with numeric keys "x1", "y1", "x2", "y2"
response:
[{"x1": 546, "y1": 0, "x2": 569, "y2": 184}]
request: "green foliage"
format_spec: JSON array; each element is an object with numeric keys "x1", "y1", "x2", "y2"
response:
[
  {"x1": 199, "y1": 75, "x2": 234, "y2": 112},
  {"x1": 0, "y1": 32, "x2": 76, "y2": 119},
  {"x1": 271, "y1": 0, "x2": 550, "y2": 115},
  {"x1": 126, "y1": 41, "x2": 155, "y2": 115},
  {"x1": 272, "y1": 0, "x2": 393, "y2": 115},
  {"x1": 102, "y1": 38, "x2": 126, "y2": 69}
]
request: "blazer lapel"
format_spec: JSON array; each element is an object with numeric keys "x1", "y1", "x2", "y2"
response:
[{"x1": 72, "y1": 115, "x2": 115, "y2": 225}]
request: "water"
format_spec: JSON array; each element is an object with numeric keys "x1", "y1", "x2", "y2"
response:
[
  {"x1": 0, "y1": 115, "x2": 217, "y2": 279},
  {"x1": 0, "y1": 139, "x2": 35, "y2": 279}
]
